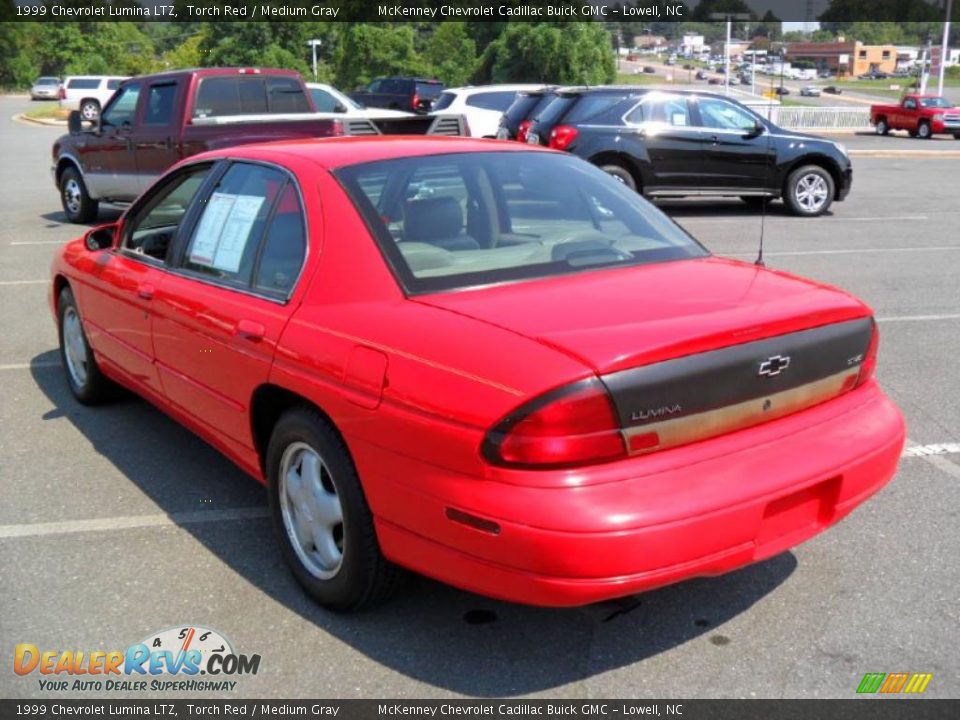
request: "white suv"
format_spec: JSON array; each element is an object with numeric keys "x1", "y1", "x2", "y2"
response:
[
  {"x1": 430, "y1": 84, "x2": 548, "y2": 137},
  {"x1": 59, "y1": 76, "x2": 129, "y2": 121}
]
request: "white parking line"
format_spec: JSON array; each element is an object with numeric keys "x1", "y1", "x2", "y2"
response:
[
  {"x1": 0, "y1": 507, "x2": 269, "y2": 540},
  {"x1": 903, "y1": 442, "x2": 960, "y2": 458},
  {"x1": 876, "y1": 313, "x2": 960, "y2": 323},
  {"x1": 0, "y1": 361, "x2": 59, "y2": 370},
  {"x1": 727, "y1": 246, "x2": 960, "y2": 258},
  {"x1": 681, "y1": 215, "x2": 929, "y2": 223},
  {"x1": 10, "y1": 240, "x2": 65, "y2": 246},
  {"x1": 0, "y1": 279, "x2": 47, "y2": 285}
]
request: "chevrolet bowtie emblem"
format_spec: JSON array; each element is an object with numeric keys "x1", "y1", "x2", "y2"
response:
[{"x1": 758, "y1": 355, "x2": 791, "y2": 377}]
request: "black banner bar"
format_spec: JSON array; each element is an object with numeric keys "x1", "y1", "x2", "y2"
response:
[
  {"x1": 1, "y1": 700, "x2": 958, "y2": 720},
  {"x1": 1, "y1": 0, "x2": 958, "y2": 23}
]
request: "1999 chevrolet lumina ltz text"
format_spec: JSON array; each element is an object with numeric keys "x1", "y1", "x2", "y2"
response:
[{"x1": 50, "y1": 137, "x2": 905, "y2": 610}]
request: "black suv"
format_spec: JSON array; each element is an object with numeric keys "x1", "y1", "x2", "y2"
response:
[
  {"x1": 350, "y1": 77, "x2": 444, "y2": 114},
  {"x1": 526, "y1": 87, "x2": 852, "y2": 216},
  {"x1": 496, "y1": 87, "x2": 557, "y2": 141}
]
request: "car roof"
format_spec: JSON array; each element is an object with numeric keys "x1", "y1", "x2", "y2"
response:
[
  {"x1": 444, "y1": 84, "x2": 548, "y2": 95},
  {"x1": 189, "y1": 136, "x2": 547, "y2": 171}
]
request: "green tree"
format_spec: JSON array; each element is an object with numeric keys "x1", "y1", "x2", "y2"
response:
[
  {"x1": 332, "y1": 24, "x2": 427, "y2": 90},
  {"x1": 487, "y1": 22, "x2": 615, "y2": 85},
  {"x1": 422, "y1": 21, "x2": 477, "y2": 86}
]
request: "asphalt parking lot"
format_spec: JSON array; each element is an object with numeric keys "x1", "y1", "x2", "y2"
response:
[{"x1": 1, "y1": 95, "x2": 958, "y2": 700}]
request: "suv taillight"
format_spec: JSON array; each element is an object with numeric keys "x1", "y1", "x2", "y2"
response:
[
  {"x1": 855, "y1": 319, "x2": 880, "y2": 388},
  {"x1": 482, "y1": 379, "x2": 626, "y2": 468},
  {"x1": 549, "y1": 124, "x2": 579, "y2": 150},
  {"x1": 59, "y1": 86, "x2": 66, "y2": 100},
  {"x1": 411, "y1": 93, "x2": 420, "y2": 111},
  {"x1": 517, "y1": 120, "x2": 532, "y2": 143}
]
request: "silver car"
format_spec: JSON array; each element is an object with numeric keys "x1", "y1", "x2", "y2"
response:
[
  {"x1": 800, "y1": 86, "x2": 822, "y2": 97},
  {"x1": 30, "y1": 76, "x2": 60, "y2": 101}
]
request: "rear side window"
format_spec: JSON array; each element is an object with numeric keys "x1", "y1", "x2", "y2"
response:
[
  {"x1": 432, "y1": 92, "x2": 457, "y2": 111},
  {"x1": 68, "y1": 78, "x2": 100, "y2": 90},
  {"x1": 563, "y1": 94, "x2": 631, "y2": 123},
  {"x1": 181, "y1": 163, "x2": 305, "y2": 298},
  {"x1": 193, "y1": 76, "x2": 309, "y2": 118},
  {"x1": 144, "y1": 83, "x2": 177, "y2": 126},
  {"x1": 534, "y1": 95, "x2": 576, "y2": 125},
  {"x1": 466, "y1": 91, "x2": 518, "y2": 112},
  {"x1": 503, "y1": 93, "x2": 542, "y2": 123}
]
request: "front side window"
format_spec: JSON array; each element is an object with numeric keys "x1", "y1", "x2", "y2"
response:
[
  {"x1": 904, "y1": 98, "x2": 917, "y2": 109},
  {"x1": 696, "y1": 97, "x2": 757, "y2": 130},
  {"x1": 123, "y1": 165, "x2": 212, "y2": 262},
  {"x1": 101, "y1": 82, "x2": 141, "y2": 127},
  {"x1": 336, "y1": 152, "x2": 707, "y2": 294}
]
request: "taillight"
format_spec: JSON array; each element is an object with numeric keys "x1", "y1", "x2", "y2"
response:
[
  {"x1": 549, "y1": 124, "x2": 579, "y2": 150},
  {"x1": 330, "y1": 120, "x2": 345, "y2": 136},
  {"x1": 517, "y1": 120, "x2": 532, "y2": 143},
  {"x1": 482, "y1": 379, "x2": 626, "y2": 468},
  {"x1": 411, "y1": 93, "x2": 420, "y2": 110},
  {"x1": 856, "y1": 319, "x2": 880, "y2": 387}
]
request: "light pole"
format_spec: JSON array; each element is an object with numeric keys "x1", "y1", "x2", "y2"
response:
[
  {"x1": 307, "y1": 39, "x2": 322, "y2": 82},
  {"x1": 710, "y1": 12, "x2": 751, "y2": 97},
  {"x1": 938, "y1": 0, "x2": 952, "y2": 96}
]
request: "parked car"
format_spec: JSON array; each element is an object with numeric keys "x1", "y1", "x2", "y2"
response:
[
  {"x1": 525, "y1": 87, "x2": 852, "y2": 216},
  {"x1": 859, "y1": 71, "x2": 889, "y2": 80},
  {"x1": 430, "y1": 84, "x2": 546, "y2": 138},
  {"x1": 49, "y1": 136, "x2": 904, "y2": 611},
  {"x1": 774, "y1": 86, "x2": 791, "y2": 95},
  {"x1": 495, "y1": 87, "x2": 558, "y2": 141},
  {"x1": 30, "y1": 76, "x2": 61, "y2": 101},
  {"x1": 800, "y1": 86, "x2": 822, "y2": 97},
  {"x1": 59, "y1": 76, "x2": 128, "y2": 121},
  {"x1": 52, "y1": 68, "x2": 466, "y2": 223},
  {"x1": 823, "y1": 85, "x2": 842, "y2": 95},
  {"x1": 349, "y1": 77, "x2": 444, "y2": 114},
  {"x1": 306, "y1": 83, "x2": 411, "y2": 118},
  {"x1": 643, "y1": 66, "x2": 657, "y2": 74},
  {"x1": 695, "y1": 70, "x2": 708, "y2": 80},
  {"x1": 871, "y1": 94, "x2": 960, "y2": 139},
  {"x1": 708, "y1": 78, "x2": 722, "y2": 85}
]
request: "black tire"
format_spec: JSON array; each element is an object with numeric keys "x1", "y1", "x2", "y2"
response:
[
  {"x1": 908, "y1": 129, "x2": 919, "y2": 138},
  {"x1": 783, "y1": 164, "x2": 835, "y2": 217},
  {"x1": 59, "y1": 167, "x2": 99, "y2": 224},
  {"x1": 599, "y1": 162, "x2": 638, "y2": 192},
  {"x1": 875, "y1": 118, "x2": 889, "y2": 135},
  {"x1": 740, "y1": 196, "x2": 772, "y2": 209},
  {"x1": 954, "y1": 133, "x2": 960, "y2": 140},
  {"x1": 79, "y1": 99, "x2": 100, "y2": 121},
  {"x1": 57, "y1": 286, "x2": 114, "y2": 405},
  {"x1": 917, "y1": 121, "x2": 932, "y2": 140},
  {"x1": 266, "y1": 408, "x2": 403, "y2": 611}
]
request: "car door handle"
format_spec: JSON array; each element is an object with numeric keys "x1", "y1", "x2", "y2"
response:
[
  {"x1": 234, "y1": 320, "x2": 265, "y2": 342},
  {"x1": 710, "y1": 134, "x2": 720, "y2": 145},
  {"x1": 137, "y1": 283, "x2": 154, "y2": 300}
]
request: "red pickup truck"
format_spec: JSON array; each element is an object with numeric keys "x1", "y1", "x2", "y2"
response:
[
  {"x1": 53, "y1": 67, "x2": 466, "y2": 222},
  {"x1": 870, "y1": 94, "x2": 960, "y2": 139}
]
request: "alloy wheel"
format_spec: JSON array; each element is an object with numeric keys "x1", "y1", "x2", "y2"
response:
[
  {"x1": 62, "y1": 306, "x2": 88, "y2": 388},
  {"x1": 794, "y1": 173, "x2": 829, "y2": 213}
]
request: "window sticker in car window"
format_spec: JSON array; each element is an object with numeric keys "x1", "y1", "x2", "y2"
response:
[
  {"x1": 189, "y1": 192, "x2": 265, "y2": 272},
  {"x1": 671, "y1": 112, "x2": 688, "y2": 126}
]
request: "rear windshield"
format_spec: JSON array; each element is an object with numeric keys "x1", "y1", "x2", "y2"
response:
[
  {"x1": 335, "y1": 152, "x2": 707, "y2": 294},
  {"x1": 533, "y1": 95, "x2": 576, "y2": 126},
  {"x1": 415, "y1": 82, "x2": 443, "y2": 99},
  {"x1": 193, "y1": 76, "x2": 310, "y2": 118},
  {"x1": 67, "y1": 78, "x2": 100, "y2": 90},
  {"x1": 563, "y1": 94, "x2": 633, "y2": 123},
  {"x1": 503, "y1": 93, "x2": 544, "y2": 124},
  {"x1": 432, "y1": 92, "x2": 456, "y2": 111}
]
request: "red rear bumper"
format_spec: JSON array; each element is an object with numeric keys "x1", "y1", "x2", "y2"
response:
[{"x1": 357, "y1": 381, "x2": 905, "y2": 606}]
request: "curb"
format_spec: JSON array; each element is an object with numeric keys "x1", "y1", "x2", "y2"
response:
[
  {"x1": 848, "y1": 149, "x2": 960, "y2": 157},
  {"x1": 13, "y1": 113, "x2": 67, "y2": 127}
]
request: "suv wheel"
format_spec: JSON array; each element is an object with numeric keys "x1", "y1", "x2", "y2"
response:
[
  {"x1": 917, "y1": 121, "x2": 932, "y2": 139},
  {"x1": 266, "y1": 408, "x2": 403, "y2": 611},
  {"x1": 599, "y1": 162, "x2": 638, "y2": 192},
  {"x1": 875, "y1": 118, "x2": 889, "y2": 135},
  {"x1": 79, "y1": 99, "x2": 100, "y2": 121},
  {"x1": 59, "y1": 167, "x2": 99, "y2": 224},
  {"x1": 784, "y1": 165, "x2": 834, "y2": 217}
]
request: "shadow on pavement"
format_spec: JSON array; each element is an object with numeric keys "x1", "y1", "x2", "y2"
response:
[
  {"x1": 41, "y1": 209, "x2": 123, "y2": 226},
  {"x1": 31, "y1": 350, "x2": 796, "y2": 696}
]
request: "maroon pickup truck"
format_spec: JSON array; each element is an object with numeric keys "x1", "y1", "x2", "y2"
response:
[
  {"x1": 870, "y1": 94, "x2": 960, "y2": 140},
  {"x1": 53, "y1": 68, "x2": 466, "y2": 223}
]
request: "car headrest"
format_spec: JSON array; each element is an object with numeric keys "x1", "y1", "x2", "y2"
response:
[{"x1": 405, "y1": 197, "x2": 463, "y2": 242}]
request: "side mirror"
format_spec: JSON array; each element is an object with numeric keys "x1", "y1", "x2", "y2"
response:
[
  {"x1": 68, "y1": 111, "x2": 83, "y2": 135},
  {"x1": 334, "y1": 102, "x2": 347, "y2": 113},
  {"x1": 84, "y1": 223, "x2": 118, "y2": 251},
  {"x1": 745, "y1": 120, "x2": 766, "y2": 138}
]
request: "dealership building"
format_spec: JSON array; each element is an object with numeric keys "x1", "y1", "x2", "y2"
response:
[{"x1": 785, "y1": 40, "x2": 899, "y2": 77}]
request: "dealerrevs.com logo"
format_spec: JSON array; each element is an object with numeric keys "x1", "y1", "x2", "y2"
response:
[{"x1": 13, "y1": 626, "x2": 261, "y2": 693}]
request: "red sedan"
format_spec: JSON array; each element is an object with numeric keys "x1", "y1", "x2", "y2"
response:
[{"x1": 49, "y1": 137, "x2": 905, "y2": 610}]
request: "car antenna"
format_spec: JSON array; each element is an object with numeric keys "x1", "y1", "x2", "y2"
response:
[{"x1": 756, "y1": 74, "x2": 776, "y2": 268}]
